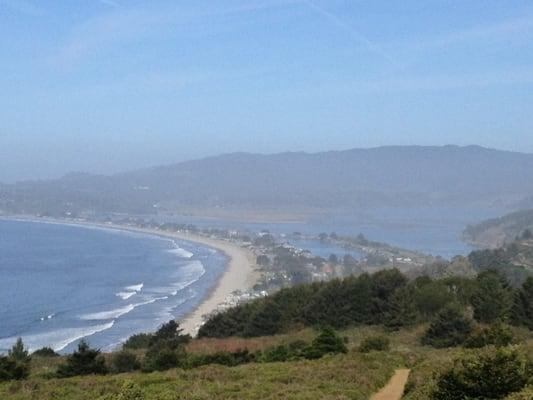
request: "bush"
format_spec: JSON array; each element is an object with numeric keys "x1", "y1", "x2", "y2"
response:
[
  {"x1": 464, "y1": 323, "x2": 514, "y2": 349},
  {"x1": 99, "y1": 380, "x2": 145, "y2": 400},
  {"x1": 359, "y1": 335, "x2": 390, "y2": 353},
  {"x1": 122, "y1": 333, "x2": 152, "y2": 350},
  {"x1": 141, "y1": 343, "x2": 185, "y2": 372},
  {"x1": 422, "y1": 305, "x2": 473, "y2": 348},
  {"x1": 32, "y1": 347, "x2": 59, "y2": 357},
  {"x1": 0, "y1": 338, "x2": 31, "y2": 381},
  {"x1": 110, "y1": 351, "x2": 141, "y2": 373},
  {"x1": 432, "y1": 347, "x2": 531, "y2": 399},
  {"x1": 505, "y1": 386, "x2": 533, "y2": 399},
  {"x1": 303, "y1": 327, "x2": 347, "y2": 360},
  {"x1": 189, "y1": 349, "x2": 256, "y2": 368},
  {"x1": 57, "y1": 340, "x2": 108, "y2": 377},
  {"x1": 0, "y1": 356, "x2": 29, "y2": 381}
]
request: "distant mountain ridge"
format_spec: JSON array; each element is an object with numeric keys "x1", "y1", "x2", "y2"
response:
[{"x1": 1, "y1": 145, "x2": 533, "y2": 216}]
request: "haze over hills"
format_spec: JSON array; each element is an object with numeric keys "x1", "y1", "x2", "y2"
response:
[{"x1": 1, "y1": 145, "x2": 533, "y2": 217}]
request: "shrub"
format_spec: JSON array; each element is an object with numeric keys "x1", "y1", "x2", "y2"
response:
[
  {"x1": 432, "y1": 347, "x2": 531, "y2": 399},
  {"x1": 110, "y1": 351, "x2": 141, "y2": 373},
  {"x1": 505, "y1": 386, "x2": 533, "y2": 399},
  {"x1": 189, "y1": 349, "x2": 256, "y2": 368},
  {"x1": 56, "y1": 340, "x2": 108, "y2": 377},
  {"x1": 464, "y1": 323, "x2": 514, "y2": 349},
  {"x1": 422, "y1": 305, "x2": 473, "y2": 348},
  {"x1": 122, "y1": 333, "x2": 152, "y2": 350},
  {"x1": 359, "y1": 335, "x2": 390, "y2": 353},
  {"x1": 303, "y1": 327, "x2": 347, "y2": 359},
  {"x1": 0, "y1": 338, "x2": 31, "y2": 381},
  {"x1": 32, "y1": 347, "x2": 59, "y2": 357},
  {"x1": 0, "y1": 356, "x2": 29, "y2": 381},
  {"x1": 141, "y1": 343, "x2": 185, "y2": 372},
  {"x1": 99, "y1": 380, "x2": 145, "y2": 400}
]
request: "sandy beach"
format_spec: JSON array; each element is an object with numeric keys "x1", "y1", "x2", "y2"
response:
[
  {"x1": 97, "y1": 224, "x2": 259, "y2": 337},
  {"x1": 164, "y1": 231, "x2": 258, "y2": 336}
]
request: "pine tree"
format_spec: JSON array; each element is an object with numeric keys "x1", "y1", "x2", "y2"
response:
[
  {"x1": 511, "y1": 277, "x2": 533, "y2": 330},
  {"x1": 8, "y1": 338, "x2": 30, "y2": 364},
  {"x1": 471, "y1": 271, "x2": 513, "y2": 323}
]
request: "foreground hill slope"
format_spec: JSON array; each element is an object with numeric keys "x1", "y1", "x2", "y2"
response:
[{"x1": 2, "y1": 145, "x2": 533, "y2": 215}]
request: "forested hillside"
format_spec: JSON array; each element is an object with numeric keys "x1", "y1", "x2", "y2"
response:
[{"x1": 2, "y1": 145, "x2": 533, "y2": 216}]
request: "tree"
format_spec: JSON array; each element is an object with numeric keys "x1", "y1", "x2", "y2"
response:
[
  {"x1": 422, "y1": 305, "x2": 473, "y2": 348},
  {"x1": 384, "y1": 286, "x2": 418, "y2": 330},
  {"x1": 0, "y1": 356, "x2": 29, "y2": 381},
  {"x1": 414, "y1": 280, "x2": 455, "y2": 318},
  {"x1": 56, "y1": 340, "x2": 107, "y2": 377},
  {"x1": 511, "y1": 277, "x2": 533, "y2": 330},
  {"x1": 110, "y1": 351, "x2": 141, "y2": 373},
  {"x1": 32, "y1": 347, "x2": 59, "y2": 357},
  {"x1": 432, "y1": 347, "x2": 530, "y2": 399},
  {"x1": 8, "y1": 338, "x2": 30, "y2": 364},
  {"x1": 150, "y1": 320, "x2": 191, "y2": 348},
  {"x1": 304, "y1": 327, "x2": 347, "y2": 359},
  {"x1": 521, "y1": 229, "x2": 532, "y2": 240},
  {"x1": 471, "y1": 271, "x2": 513, "y2": 323}
]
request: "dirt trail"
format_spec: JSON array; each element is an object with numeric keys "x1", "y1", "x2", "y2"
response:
[{"x1": 370, "y1": 369, "x2": 410, "y2": 400}]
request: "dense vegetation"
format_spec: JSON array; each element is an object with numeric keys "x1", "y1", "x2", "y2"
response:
[{"x1": 199, "y1": 269, "x2": 533, "y2": 339}]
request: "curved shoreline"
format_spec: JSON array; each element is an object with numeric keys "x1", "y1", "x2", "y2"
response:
[{"x1": 0, "y1": 216, "x2": 258, "y2": 338}]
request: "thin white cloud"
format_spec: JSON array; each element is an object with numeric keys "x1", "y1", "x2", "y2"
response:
[
  {"x1": 53, "y1": 0, "x2": 303, "y2": 66},
  {"x1": 303, "y1": 0, "x2": 396, "y2": 64}
]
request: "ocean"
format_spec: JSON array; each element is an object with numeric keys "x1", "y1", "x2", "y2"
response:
[{"x1": 0, "y1": 219, "x2": 226, "y2": 354}]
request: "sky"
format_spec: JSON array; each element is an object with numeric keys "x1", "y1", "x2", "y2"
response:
[{"x1": 1, "y1": 0, "x2": 533, "y2": 182}]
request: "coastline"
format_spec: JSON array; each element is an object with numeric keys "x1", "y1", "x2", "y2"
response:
[{"x1": 0, "y1": 216, "x2": 259, "y2": 338}]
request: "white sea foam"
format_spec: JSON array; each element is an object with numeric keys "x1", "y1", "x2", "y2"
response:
[
  {"x1": 153, "y1": 260, "x2": 206, "y2": 296},
  {"x1": 80, "y1": 304, "x2": 136, "y2": 321},
  {"x1": 116, "y1": 291, "x2": 136, "y2": 300},
  {"x1": 125, "y1": 283, "x2": 143, "y2": 292},
  {"x1": 80, "y1": 296, "x2": 170, "y2": 321},
  {"x1": 0, "y1": 321, "x2": 115, "y2": 353},
  {"x1": 168, "y1": 241, "x2": 194, "y2": 258}
]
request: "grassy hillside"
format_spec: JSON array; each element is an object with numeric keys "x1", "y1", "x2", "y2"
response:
[
  {"x1": 1, "y1": 325, "x2": 531, "y2": 399},
  {"x1": 1, "y1": 330, "x2": 403, "y2": 400}
]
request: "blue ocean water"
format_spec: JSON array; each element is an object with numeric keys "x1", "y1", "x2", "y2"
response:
[
  {"x1": 0, "y1": 219, "x2": 226, "y2": 354},
  {"x1": 160, "y1": 206, "x2": 506, "y2": 259}
]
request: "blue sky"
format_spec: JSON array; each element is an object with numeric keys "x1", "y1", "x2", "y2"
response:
[{"x1": 1, "y1": 0, "x2": 533, "y2": 181}]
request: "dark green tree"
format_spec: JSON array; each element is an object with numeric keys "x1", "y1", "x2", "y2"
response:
[
  {"x1": 8, "y1": 338, "x2": 30, "y2": 364},
  {"x1": 56, "y1": 340, "x2": 107, "y2": 377},
  {"x1": 384, "y1": 286, "x2": 418, "y2": 330},
  {"x1": 304, "y1": 327, "x2": 347, "y2": 359},
  {"x1": 471, "y1": 271, "x2": 513, "y2": 323},
  {"x1": 511, "y1": 276, "x2": 533, "y2": 330},
  {"x1": 422, "y1": 305, "x2": 473, "y2": 348}
]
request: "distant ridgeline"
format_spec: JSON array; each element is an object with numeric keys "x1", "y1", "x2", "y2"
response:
[
  {"x1": 2, "y1": 146, "x2": 533, "y2": 216},
  {"x1": 464, "y1": 209, "x2": 533, "y2": 248}
]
